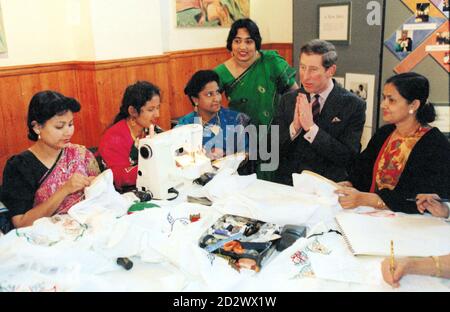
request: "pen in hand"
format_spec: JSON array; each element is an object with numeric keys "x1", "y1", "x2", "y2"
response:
[
  {"x1": 390, "y1": 240, "x2": 395, "y2": 287},
  {"x1": 406, "y1": 198, "x2": 450, "y2": 203}
]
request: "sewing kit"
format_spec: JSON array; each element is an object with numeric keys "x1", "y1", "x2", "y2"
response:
[{"x1": 199, "y1": 214, "x2": 282, "y2": 272}]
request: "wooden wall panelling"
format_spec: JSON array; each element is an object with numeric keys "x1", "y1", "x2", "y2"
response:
[
  {"x1": 152, "y1": 62, "x2": 172, "y2": 131},
  {"x1": 109, "y1": 66, "x2": 130, "y2": 129},
  {"x1": 55, "y1": 70, "x2": 85, "y2": 145},
  {"x1": 74, "y1": 65, "x2": 101, "y2": 149},
  {"x1": 168, "y1": 52, "x2": 203, "y2": 119},
  {"x1": 168, "y1": 47, "x2": 230, "y2": 120},
  {"x1": 0, "y1": 76, "x2": 28, "y2": 181},
  {"x1": 94, "y1": 68, "x2": 116, "y2": 137}
]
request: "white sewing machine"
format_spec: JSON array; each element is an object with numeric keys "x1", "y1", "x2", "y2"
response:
[{"x1": 136, "y1": 124, "x2": 213, "y2": 199}]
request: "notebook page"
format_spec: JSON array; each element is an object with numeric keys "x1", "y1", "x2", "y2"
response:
[{"x1": 335, "y1": 212, "x2": 450, "y2": 257}]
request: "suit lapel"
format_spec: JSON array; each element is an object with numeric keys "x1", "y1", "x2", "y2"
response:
[
  {"x1": 317, "y1": 84, "x2": 343, "y2": 128},
  {"x1": 287, "y1": 89, "x2": 301, "y2": 122}
]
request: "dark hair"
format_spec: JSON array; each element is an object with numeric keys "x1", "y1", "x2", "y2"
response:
[
  {"x1": 385, "y1": 72, "x2": 436, "y2": 124},
  {"x1": 113, "y1": 81, "x2": 160, "y2": 124},
  {"x1": 184, "y1": 70, "x2": 220, "y2": 106},
  {"x1": 300, "y1": 39, "x2": 337, "y2": 69},
  {"x1": 27, "y1": 90, "x2": 81, "y2": 141},
  {"x1": 226, "y1": 18, "x2": 262, "y2": 51}
]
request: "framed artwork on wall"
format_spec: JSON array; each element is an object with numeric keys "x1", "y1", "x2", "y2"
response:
[
  {"x1": 431, "y1": 103, "x2": 450, "y2": 139},
  {"x1": 345, "y1": 73, "x2": 376, "y2": 150},
  {"x1": 176, "y1": 0, "x2": 250, "y2": 27},
  {"x1": 345, "y1": 73, "x2": 376, "y2": 149},
  {"x1": 0, "y1": 4, "x2": 7, "y2": 53},
  {"x1": 318, "y1": 2, "x2": 351, "y2": 45},
  {"x1": 334, "y1": 76, "x2": 345, "y2": 88}
]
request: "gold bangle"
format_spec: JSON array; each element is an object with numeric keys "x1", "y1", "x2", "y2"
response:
[{"x1": 431, "y1": 256, "x2": 442, "y2": 277}]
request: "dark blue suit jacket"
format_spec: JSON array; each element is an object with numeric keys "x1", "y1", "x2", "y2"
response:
[{"x1": 273, "y1": 81, "x2": 366, "y2": 185}]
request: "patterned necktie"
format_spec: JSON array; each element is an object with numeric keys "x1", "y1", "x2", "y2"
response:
[{"x1": 311, "y1": 94, "x2": 321, "y2": 123}]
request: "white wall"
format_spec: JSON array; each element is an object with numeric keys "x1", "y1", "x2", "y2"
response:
[
  {"x1": 0, "y1": 0, "x2": 74, "y2": 66},
  {"x1": 66, "y1": 0, "x2": 95, "y2": 61},
  {"x1": 89, "y1": 0, "x2": 164, "y2": 60},
  {"x1": 0, "y1": 0, "x2": 293, "y2": 66}
]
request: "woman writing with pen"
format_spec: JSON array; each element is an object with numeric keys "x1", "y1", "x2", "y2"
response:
[
  {"x1": 381, "y1": 253, "x2": 450, "y2": 288},
  {"x1": 336, "y1": 72, "x2": 450, "y2": 214},
  {"x1": 415, "y1": 194, "x2": 449, "y2": 219},
  {"x1": 381, "y1": 193, "x2": 450, "y2": 287}
]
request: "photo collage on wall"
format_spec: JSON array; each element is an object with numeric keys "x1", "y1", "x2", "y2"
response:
[{"x1": 384, "y1": 0, "x2": 449, "y2": 72}]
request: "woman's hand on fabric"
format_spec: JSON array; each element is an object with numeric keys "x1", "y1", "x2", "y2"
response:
[
  {"x1": 62, "y1": 173, "x2": 92, "y2": 195},
  {"x1": 335, "y1": 187, "x2": 373, "y2": 209},
  {"x1": 416, "y1": 194, "x2": 449, "y2": 218},
  {"x1": 335, "y1": 187, "x2": 362, "y2": 209},
  {"x1": 207, "y1": 148, "x2": 225, "y2": 160},
  {"x1": 381, "y1": 257, "x2": 409, "y2": 288}
]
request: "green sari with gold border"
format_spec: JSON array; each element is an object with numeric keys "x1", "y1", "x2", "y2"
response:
[{"x1": 214, "y1": 50, "x2": 296, "y2": 180}]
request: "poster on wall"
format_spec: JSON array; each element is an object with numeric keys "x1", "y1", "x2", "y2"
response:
[
  {"x1": 318, "y1": 2, "x2": 351, "y2": 45},
  {"x1": 431, "y1": 104, "x2": 450, "y2": 138},
  {"x1": 384, "y1": 15, "x2": 445, "y2": 61},
  {"x1": 394, "y1": 21, "x2": 450, "y2": 73},
  {"x1": 176, "y1": 0, "x2": 250, "y2": 27},
  {"x1": 430, "y1": 0, "x2": 450, "y2": 18},
  {"x1": 385, "y1": 0, "x2": 449, "y2": 73},
  {"x1": 0, "y1": 4, "x2": 7, "y2": 53},
  {"x1": 345, "y1": 73, "x2": 376, "y2": 128},
  {"x1": 345, "y1": 73, "x2": 376, "y2": 150},
  {"x1": 334, "y1": 77, "x2": 345, "y2": 88}
]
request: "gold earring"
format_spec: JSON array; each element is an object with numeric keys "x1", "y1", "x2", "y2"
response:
[{"x1": 409, "y1": 109, "x2": 414, "y2": 114}]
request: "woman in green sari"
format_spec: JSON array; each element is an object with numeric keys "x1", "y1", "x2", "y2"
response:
[{"x1": 214, "y1": 18, "x2": 298, "y2": 180}]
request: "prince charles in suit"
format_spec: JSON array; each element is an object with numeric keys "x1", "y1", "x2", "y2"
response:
[{"x1": 273, "y1": 40, "x2": 366, "y2": 185}]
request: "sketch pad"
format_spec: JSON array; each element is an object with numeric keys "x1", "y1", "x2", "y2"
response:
[{"x1": 335, "y1": 212, "x2": 450, "y2": 257}]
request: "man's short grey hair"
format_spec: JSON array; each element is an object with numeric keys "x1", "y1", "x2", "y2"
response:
[{"x1": 300, "y1": 39, "x2": 338, "y2": 69}]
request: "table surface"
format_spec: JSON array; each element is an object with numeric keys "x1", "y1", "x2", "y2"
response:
[{"x1": 1, "y1": 178, "x2": 449, "y2": 292}]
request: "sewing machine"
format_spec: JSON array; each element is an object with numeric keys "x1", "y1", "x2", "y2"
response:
[{"x1": 136, "y1": 124, "x2": 212, "y2": 199}]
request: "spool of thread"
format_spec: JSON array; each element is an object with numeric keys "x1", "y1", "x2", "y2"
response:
[{"x1": 117, "y1": 257, "x2": 133, "y2": 270}]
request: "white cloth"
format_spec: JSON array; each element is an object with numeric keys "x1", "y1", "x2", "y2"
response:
[
  {"x1": 201, "y1": 168, "x2": 257, "y2": 202},
  {"x1": 292, "y1": 171, "x2": 341, "y2": 206},
  {"x1": 69, "y1": 170, "x2": 132, "y2": 224},
  {"x1": 1, "y1": 171, "x2": 447, "y2": 292}
]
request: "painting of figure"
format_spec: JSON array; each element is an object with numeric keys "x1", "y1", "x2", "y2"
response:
[
  {"x1": 0, "y1": 4, "x2": 7, "y2": 53},
  {"x1": 176, "y1": 0, "x2": 250, "y2": 27}
]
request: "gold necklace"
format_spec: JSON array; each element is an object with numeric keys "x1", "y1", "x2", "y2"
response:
[{"x1": 395, "y1": 124, "x2": 421, "y2": 138}]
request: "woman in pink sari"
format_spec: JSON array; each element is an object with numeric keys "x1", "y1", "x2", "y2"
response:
[{"x1": 1, "y1": 91, "x2": 99, "y2": 229}]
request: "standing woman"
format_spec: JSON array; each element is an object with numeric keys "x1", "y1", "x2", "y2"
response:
[
  {"x1": 336, "y1": 72, "x2": 450, "y2": 214},
  {"x1": 98, "y1": 81, "x2": 162, "y2": 191},
  {"x1": 1, "y1": 91, "x2": 100, "y2": 229},
  {"x1": 214, "y1": 18, "x2": 298, "y2": 179}
]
